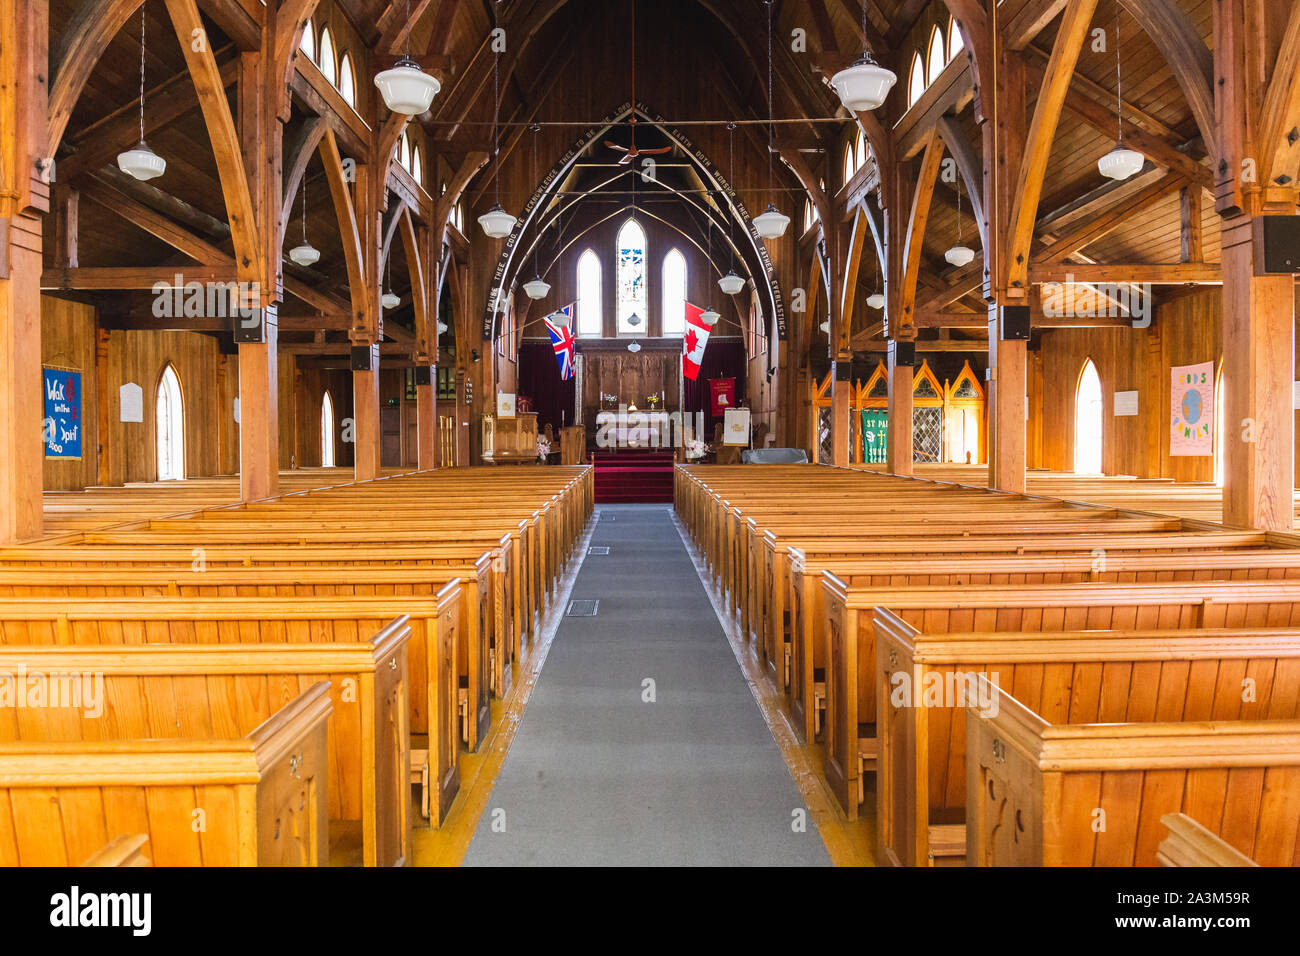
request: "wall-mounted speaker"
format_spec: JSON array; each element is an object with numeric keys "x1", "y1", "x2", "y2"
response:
[
  {"x1": 414, "y1": 366, "x2": 433, "y2": 386},
  {"x1": 350, "y1": 346, "x2": 372, "y2": 371},
  {"x1": 833, "y1": 360, "x2": 851, "y2": 382},
  {"x1": 1000, "y1": 305, "x2": 1031, "y2": 341},
  {"x1": 1257, "y1": 216, "x2": 1300, "y2": 274},
  {"x1": 231, "y1": 309, "x2": 264, "y2": 344},
  {"x1": 890, "y1": 341, "x2": 915, "y2": 367}
]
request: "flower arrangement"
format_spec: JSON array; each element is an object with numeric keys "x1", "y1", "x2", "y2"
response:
[
  {"x1": 646, "y1": 394, "x2": 661, "y2": 409},
  {"x1": 536, "y1": 437, "x2": 552, "y2": 462},
  {"x1": 686, "y1": 438, "x2": 707, "y2": 460}
]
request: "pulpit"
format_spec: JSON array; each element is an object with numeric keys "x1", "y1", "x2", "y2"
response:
[
  {"x1": 481, "y1": 413, "x2": 538, "y2": 464},
  {"x1": 559, "y1": 426, "x2": 585, "y2": 465}
]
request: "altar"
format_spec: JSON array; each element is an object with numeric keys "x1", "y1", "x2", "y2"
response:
[{"x1": 595, "y1": 409, "x2": 676, "y2": 449}]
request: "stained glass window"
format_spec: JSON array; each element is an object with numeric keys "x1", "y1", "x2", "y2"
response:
[{"x1": 616, "y1": 219, "x2": 647, "y2": 334}]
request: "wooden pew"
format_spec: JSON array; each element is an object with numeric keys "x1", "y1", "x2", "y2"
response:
[
  {"x1": 872, "y1": 612, "x2": 1300, "y2": 865},
  {"x1": 821, "y1": 577, "x2": 1300, "y2": 822},
  {"x1": 81, "y1": 834, "x2": 151, "y2": 867},
  {"x1": 0, "y1": 622, "x2": 412, "y2": 866},
  {"x1": 0, "y1": 592, "x2": 463, "y2": 826},
  {"x1": 1158, "y1": 814, "x2": 1261, "y2": 867},
  {"x1": 0, "y1": 683, "x2": 332, "y2": 866},
  {"x1": 965, "y1": 680, "x2": 1300, "y2": 866}
]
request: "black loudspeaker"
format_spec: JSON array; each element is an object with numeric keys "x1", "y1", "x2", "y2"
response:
[
  {"x1": 350, "y1": 346, "x2": 372, "y2": 371},
  {"x1": 1000, "y1": 305, "x2": 1031, "y2": 341},
  {"x1": 1258, "y1": 216, "x2": 1300, "y2": 274},
  {"x1": 833, "y1": 360, "x2": 851, "y2": 382},
  {"x1": 890, "y1": 341, "x2": 915, "y2": 367},
  {"x1": 231, "y1": 309, "x2": 264, "y2": 344},
  {"x1": 414, "y1": 366, "x2": 433, "y2": 386}
]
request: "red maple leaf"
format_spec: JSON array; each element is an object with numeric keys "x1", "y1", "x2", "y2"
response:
[{"x1": 683, "y1": 328, "x2": 699, "y2": 354}]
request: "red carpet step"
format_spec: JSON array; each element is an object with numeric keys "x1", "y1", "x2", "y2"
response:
[{"x1": 593, "y1": 451, "x2": 676, "y2": 504}]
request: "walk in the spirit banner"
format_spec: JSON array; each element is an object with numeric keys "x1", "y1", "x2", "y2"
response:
[
  {"x1": 43, "y1": 368, "x2": 82, "y2": 460},
  {"x1": 1170, "y1": 361, "x2": 1214, "y2": 456}
]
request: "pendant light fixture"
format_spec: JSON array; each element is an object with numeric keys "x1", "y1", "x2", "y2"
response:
[
  {"x1": 701, "y1": 308, "x2": 721, "y2": 327},
  {"x1": 479, "y1": 15, "x2": 517, "y2": 239},
  {"x1": 381, "y1": 253, "x2": 400, "y2": 310},
  {"x1": 830, "y1": 0, "x2": 897, "y2": 112},
  {"x1": 753, "y1": 2, "x2": 790, "y2": 240},
  {"x1": 819, "y1": 318, "x2": 830, "y2": 334},
  {"x1": 374, "y1": 0, "x2": 441, "y2": 115},
  {"x1": 522, "y1": 127, "x2": 551, "y2": 299},
  {"x1": 718, "y1": 124, "x2": 748, "y2": 295},
  {"x1": 288, "y1": 173, "x2": 320, "y2": 266},
  {"x1": 1098, "y1": 6, "x2": 1144, "y2": 181},
  {"x1": 866, "y1": 256, "x2": 884, "y2": 310},
  {"x1": 117, "y1": 6, "x2": 166, "y2": 181},
  {"x1": 944, "y1": 179, "x2": 976, "y2": 267}
]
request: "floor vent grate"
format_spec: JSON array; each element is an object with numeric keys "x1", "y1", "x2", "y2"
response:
[
  {"x1": 588, "y1": 546, "x2": 611, "y2": 556},
  {"x1": 567, "y1": 600, "x2": 600, "y2": 617}
]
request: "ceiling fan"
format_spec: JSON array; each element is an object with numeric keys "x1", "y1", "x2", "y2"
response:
[{"x1": 603, "y1": 0, "x2": 671, "y2": 166}]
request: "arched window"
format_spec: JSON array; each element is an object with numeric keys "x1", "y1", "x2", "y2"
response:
[
  {"x1": 299, "y1": 20, "x2": 315, "y2": 61},
  {"x1": 616, "y1": 219, "x2": 647, "y2": 334},
  {"x1": 338, "y1": 52, "x2": 356, "y2": 107},
  {"x1": 843, "y1": 141, "x2": 856, "y2": 186},
  {"x1": 318, "y1": 28, "x2": 336, "y2": 85},
  {"x1": 804, "y1": 198, "x2": 817, "y2": 233},
  {"x1": 576, "y1": 249, "x2": 602, "y2": 336},
  {"x1": 1214, "y1": 366, "x2": 1226, "y2": 487},
  {"x1": 1074, "y1": 359, "x2": 1103, "y2": 475},
  {"x1": 398, "y1": 131, "x2": 410, "y2": 172},
  {"x1": 156, "y1": 365, "x2": 185, "y2": 481},
  {"x1": 662, "y1": 248, "x2": 687, "y2": 336},
  {"x1": 927, "y1": 27, "x2": 946, "y2": 85},
  {"x1": 855, "y1": 128, "x2": 868, "y2": 170},
  {"x1": 908, "y1": 53, "x2": 925, "y2": 107},
  {"x1": 948, "y1": 17, "x2": 965, "y2": 60},
  {"x1": 321, "y1": 391, "x2": 336, "y2": 467},
  {"x1": 411, "y1": 146, "x2": 422, "y2": 185}
]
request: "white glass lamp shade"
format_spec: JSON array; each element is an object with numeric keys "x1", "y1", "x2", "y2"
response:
[
  {"x1": 381, "y1": 292, "x2": 401, "y2": 310},
  {"x1": 627, "y1": 341, "x2": 641, "y2": 353},
  {"x1": 819, "y1": 319, "x2": 830, "y2": 333},
  {"x1": 436, "y1": 321, "x2": 449, "y2": 335},
  {"x1": 1098, "y1": 144, "x2": 1144, "y2": 181},
  {"x1": 831, "y1": 57, "x2": 898, "y2": 113},
  {"x1": 753, "y1": 204, "x2": 791, "y2": 240},
  {"x1": 374, "y1": 57, "x2": 441, "y2": 115},
  {"x1": 523, "y1": 277, "x2": 551, "y2": 300},
  {"x1": 944, "y1": 244, "x2": 976, "y2": 267},
  {"x1": 549, "y1": 310, "x2": 569, "y2": 330},
  {"x1": 288, "y1": 242, "x2": 320, "y2": 267},
  {"x1": 700, "y1": 308, "x2": 721, "y2": 327},
  {"x1": 866, "y1": 292, "x2": 885, "y2": 310},
  {"x1": 718, "y1": 270, "x2": 746, "y2": 295},
  {"x1": 478, "y1": 204, "x2": 517, "y2": 239},
  {"x1": 117, "y1": 141, "x2": 166, "y2": 181}
]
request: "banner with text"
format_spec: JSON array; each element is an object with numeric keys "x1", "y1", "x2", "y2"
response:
[
  {"x1": 1170, "y1": 361, "x2": 1214, "y2": 456},
  {"x1": 43, "y1": 369, "x2": 82, "y2": 460}
]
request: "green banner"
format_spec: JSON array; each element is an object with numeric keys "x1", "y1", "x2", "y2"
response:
[{"x1": 860, "y1": 409, "x2": 888, "y2": 464}]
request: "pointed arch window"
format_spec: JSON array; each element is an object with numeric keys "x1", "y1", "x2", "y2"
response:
[
  {"x1": 577, "y1": 249, "x2": 602, "y2": 336},
  {"x1": 1074, "y1": 359, "x2": 1103, "y2": 475},
  {"x1": 948, "y1": 18, "x2": 965, "y2": 60},
  {"x1": 908, "y1": 53, "x2": 925, "y2": 107},
  {"x1": 411, "y1": 146, "x2": 422, "y2": 185},
  {"x1": 927, "y1": 27, "x2": 946, "y2": 84},
  {"x1": 299, "y1": 20, "x2": 315, "y2": 61},
  {"x1": 804, "y1": 198, "x2": 818, "y2": 233},
  {"x1": 318, "y1": 28, "x2": 337, "y2": 85},
  {"x1": 843, "y1": 141, "x2": 856, "y2": 186},
  {"x1": 156, "y1": 365, "x2": 186, "y2": 481},
  {"x1": 662, "y1": 248, "x2": 687, "y2": 336},
  {"x1": 616, "y1": 219, "x2": 647, "y2": 334},
  {"x1": 321, "y1": 391, "x2": 336, "y2": 467},
  {"x1": 855, "y1": 128, "x2": 868, "y2": 170},
  {"x1": 398, "y1": 131, "x2": 411, "y2": 172},
  {"x1": 338, "y1": 52, "x2": 356, "y2": 107}
]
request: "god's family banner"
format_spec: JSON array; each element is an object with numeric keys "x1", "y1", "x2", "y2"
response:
[
  {"x1": 43, "y1": 368, "x2": 82, "y2": 460},
  {"x1": 1170, "y1": 361, "x2": 1214, "y2": 456}
]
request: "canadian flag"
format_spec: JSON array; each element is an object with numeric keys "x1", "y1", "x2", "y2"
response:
[{"x1": 682, "y1": 303, "x2": 713, "y2": 381}]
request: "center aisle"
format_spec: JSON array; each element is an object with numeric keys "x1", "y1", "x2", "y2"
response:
[{"x1": 462, "y1": 504, "x2": 831, "y2": 866}]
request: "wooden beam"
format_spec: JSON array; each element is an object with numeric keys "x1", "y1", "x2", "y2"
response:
[
  {"x1": 48, "y1": 0, "x2": 143, "y2": 155},
  {"x1": 316, "y1": 127, "x2": 369, "y2": 335},
  {"x1": 1179, "y1": 185, "x2": 1203, "y2": 263},
  {"x1": 935, "y1": 114, "x2": 988, "y2": 253},
  {"x1": 280, "y1": 117, "x2": 325, "y2": 247},
  {"x1": 52, "y1": 185, "x2": 78, "y2": 269},
  {"x1": 1037, "y1": 172, "x2": 1187, "y2": 264},
  {"x1": 1001, "y1": 0, "x2": 1073, "y2": 51},
  {"x1": 41, "y1": 266, "x2": 239, "y2": 290},
  {"x1": 1003, "y1": 0, "x2": 1100, "y2": 295},
  {"x1": 1029, "y1": 262, "x2": 1221, "y2": 284},
  {"x1": 196, "y1": 0, "x2": 261, "y2": 51},
  {"x1": 898, "y1": 132, "x2": 947, "y2": 333},
  {"x1": 1257, "y1": 2, "x2": 1300, "y2": 200},
  {"x1": 80, "y1": 177, "x2": 225, "y2": 263}
]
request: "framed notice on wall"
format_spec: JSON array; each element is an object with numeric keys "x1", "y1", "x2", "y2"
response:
[{"x1": 43, "y1": 368, "x2": 82, "y2": 460}]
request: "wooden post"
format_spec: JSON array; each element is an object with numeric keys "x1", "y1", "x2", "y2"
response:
[
  {"x1": 352, "y1": 342, "x2": 381, "y2": 480},
  {"x1": 1220, "y1": 216, "x2": 1295, "y2": 530},
  {"x1": 239, "y1": 311, "x2": 280, "y2": 500},
  {"x1": 987, "y1": 309, "x2": 1027, "y2": 493},
  {"x1": 416, "y1": 363, "x2": 437, "y2": 470},
  {"x1": 886, "y1": 340, "x2": 914, "y2": 476},
  {"x1": 831, "y1": 361, "x2": 851, "y2": 466}
]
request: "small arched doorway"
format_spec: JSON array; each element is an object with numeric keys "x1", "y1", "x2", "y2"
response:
[
  {"x1": 156, "y1": 365, "x2": 185, "y2": 481},
  {"x1": 1074, "y1": 359, "x2": 1103, "y2": 475}
]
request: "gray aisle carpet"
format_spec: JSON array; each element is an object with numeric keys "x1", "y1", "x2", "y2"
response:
[{"x1": 462, "y1": 504, "x2": 832, "y2": 867}]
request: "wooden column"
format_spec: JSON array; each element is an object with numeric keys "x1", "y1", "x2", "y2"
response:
[
  {"x1": 987, "y1": 309, "x2": 1027, "y2": 493},
  {"x1": 352, "y1": 343, "x2": 381, "y2": 480},
  {"x1": 239, "y1": 312, "x2": 280, "y2": 500},
  {"x1": 831, "y1": 361, "x2": 851, "y2": 466},
  {"x1": 1220, "y1": 217, "x2": 1295, "y2": 530},
  {"x1": 416, "y1": 363, "x2": 437, "y2": 470},
  {"x1": 456, "y1": 367, "x2": 471, "y2": 467},
  {"x1": 886, "y1": 340, "x2": 914, "y2": 476}
]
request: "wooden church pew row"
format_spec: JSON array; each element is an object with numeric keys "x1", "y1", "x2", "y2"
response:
[
  {"x1": 81, "y1": 833, "x2": 151, "y2": 866},
  {"x1": 820, "y1": 577, "x2": 1300, "y2": 822},
  {"x1": 1158, "y1": 814, "x2": 1261, "y2": 866},
  {"x1": 0, "y1": 592, "x2": 464, "y2": 825},
  {"x1": 965, "y1": 679, "x2": 1300, "y2": 867},
  {"x1": 0, "y1": 551, "x2": 510, "y2": 717},
  {"x1": 0, "y1": 682, "x2": 332, "y2": 866},
  {"x1": 779, "y1": 544, "x2": 1300, "y2": 739},
  {"x1": 871, "y1": 612, "x2": 1300, "y2": 866},
  {"x1": 0, "y1": 626, "x2": 412, "y2": 866}
]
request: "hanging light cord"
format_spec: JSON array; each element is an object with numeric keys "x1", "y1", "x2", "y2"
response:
[
  {"x1": 301, "y1": 175, "x2": 307, "y2": 244},
  {"x1": 766, "y1": 0, "x2": 775, "y2": 199},
  {"x1": 137, "y1": 6, "x2": 147, "y2": 144},
  {"x1": 493, "y1": 9, "x2": 501, "y2": 208},
  {"x1": 1114, "y1": 5, "x2": 1124, "y2": 144},
  {"x1": 728, "y1": 122, "x2": 737, "y2": 270}
]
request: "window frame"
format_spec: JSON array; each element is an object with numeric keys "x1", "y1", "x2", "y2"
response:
[{"x1": 576, "y1": 248, "x2": 603, "y2": 337}]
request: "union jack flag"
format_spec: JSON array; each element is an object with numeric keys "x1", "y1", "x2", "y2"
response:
[{"x1": 544, "y1": 306, "x2": 576, "y2": 380}]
